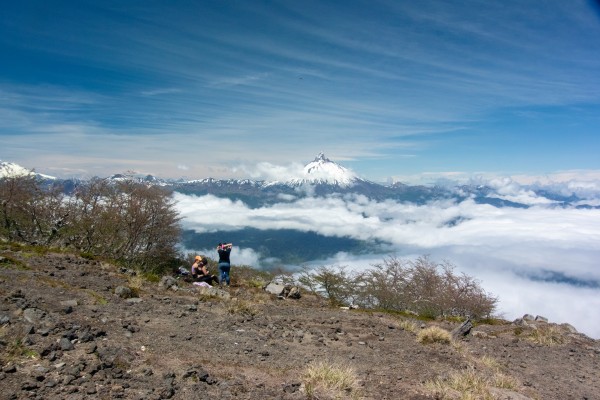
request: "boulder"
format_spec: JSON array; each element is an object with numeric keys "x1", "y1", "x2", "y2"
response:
[
  {"x1": 264, "y1": 283, "x2": 286, "y2": 296},
  {"x1": 158, "y1": 276, "x2": 178, "y2": 291},
  {"x1": 535, "y1": 315, "x2": 548, "y2": 323},
  {"x1": 263, "y1": 282, "x2": 301, "y2": 299},
  {"x1": 451, "y1": 318, "x2": 473, "y2": 339},
  {"x1": 23, "y1": 308, "x2": 46, "y2": 324},
  {"x1": 114, "y1": 286, "x2": 132, "y2": 299},
  {"x1": 194, "y1": 286, "x2": 230, "y2": 299},
  {"x1": 523, "y1": 314, "x2": 535, "y2": 321},
  {"x1": 560, "y1": 323, "x2": 578, "y2": 334}
]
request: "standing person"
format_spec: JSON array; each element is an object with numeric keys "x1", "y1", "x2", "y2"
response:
[
  {"x1": 217, "y1": 242, "x2": 233, "y2": 286},
  {"x1": 191, "y1": 255, "x2": 218, "y2": 286}
]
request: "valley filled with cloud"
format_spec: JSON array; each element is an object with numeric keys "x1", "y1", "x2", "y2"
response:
[{"x1": 175, "y1": 180, "x2": 600, "y2": 339}]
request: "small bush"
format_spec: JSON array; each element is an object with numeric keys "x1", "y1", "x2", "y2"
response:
[
  {"x1": 302, "y1": 361, "x2": 361, "y2": 399},
  {"x1": 417, "y1": 326, "x2": 452, "y2": 344}
]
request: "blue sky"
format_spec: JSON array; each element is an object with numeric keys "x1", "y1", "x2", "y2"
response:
[{"x1": 1, "y1": 0, "x2": 600, "y2": 182}]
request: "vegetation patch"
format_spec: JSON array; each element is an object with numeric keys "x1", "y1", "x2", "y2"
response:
[
  {"x1": 3, "y1": 337, "x2": 39, "y2": 361},
  {"x1": 302, "y1": 361, "x2": 362, "y2": 400},
  {"x1": 398, "y1": 319, "x2": 419, "y2": 333},
  {"x1": 84, "y1": 289, "x2": 108, "y2": 305},
  {"x1": 527, "y1": 326, "x2": 565, "y2": 346},
  {"x1": 226, "y1": 299, "x2": 259, "y2": 317},
  {"x1": 417, "y1": 326, "x2": 452, "y2": 344},
  {"x1": 297, "y1": 256, "x2": 498, "y2": 320},
  {"x1": 0, "y1": 254, "x2": 29, "y2": 270}
]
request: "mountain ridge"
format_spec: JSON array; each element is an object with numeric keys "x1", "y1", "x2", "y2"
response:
[{"x1": 1, "y1": 156, "x2": 597, "y2": 210}]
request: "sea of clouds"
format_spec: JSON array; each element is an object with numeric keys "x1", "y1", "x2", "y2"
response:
[{"x1": 174, "y1": 179, "x2": 600, "y2": 338}]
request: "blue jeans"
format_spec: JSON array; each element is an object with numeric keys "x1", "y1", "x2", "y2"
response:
[{"x1": 218, "y1": 263, "x2": 231, "y2": 285}]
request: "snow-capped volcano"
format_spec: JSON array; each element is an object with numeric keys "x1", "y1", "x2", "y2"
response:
[
  {"x1": 0, "y1": 160, "x2": 55, "y2": 180},
  {"x1": 287, "y1": 152, "x2": 362, "y2": 187}
]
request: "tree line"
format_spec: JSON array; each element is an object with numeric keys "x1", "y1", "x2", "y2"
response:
[
  {"x1": 0, "y1": 175, "x2": 180, "y2": 272},
  {"x1": 1, "y1": 174, "x2": 498, "y2": 319}
]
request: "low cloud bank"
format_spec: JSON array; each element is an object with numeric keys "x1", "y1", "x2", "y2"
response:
[{"x1": 173, "y1": 182, "x2": 600, "y2": 338}]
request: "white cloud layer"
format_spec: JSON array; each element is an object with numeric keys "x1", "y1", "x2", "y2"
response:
[{"x1": 173, "y1": 184, "x2": 600, "y2": 338}]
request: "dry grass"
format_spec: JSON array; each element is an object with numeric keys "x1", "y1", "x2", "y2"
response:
[
  {"x1": 302, "y1": 361, "x2": 362, "y2": 399},
  {"x1": 492, "y1": 372, "x2": 519, "y2": 390},
  {"x1": 417, "y1": 326, "x2": 452, "y2": 344},
  {"x1": 398, "y1": 319, "x2": 419, "y2": 333},
  {"x1": 426, "y1": 368, "x2": 494, "y2": 400},
  {"x1": 226, "y1": 299, "x2": 259, "y2": 317},
  {"x1": 479, "y1": 355, "x2": 501, "y2": 371},
  {"x1": 426, "y1": 355, "x2": 520, "y2": 399},
  {"x1": 0, "y1": 254, "x2": 30, "y2": 270},
  {"x1": 127, "y1": 274, "x2": 145, "y2": 296},
  {"x1": 527, "y1": 326, "x2": 565, "y2": 346}
]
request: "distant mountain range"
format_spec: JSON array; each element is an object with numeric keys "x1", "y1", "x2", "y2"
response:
[
  {"x1": 1, "y1": 154, "x2": 595, "y2": 210},
  {"x1": 3, "y1": 154, "x2": 598, "y2": 267}
]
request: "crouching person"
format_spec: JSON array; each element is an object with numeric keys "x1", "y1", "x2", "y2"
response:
[{"x1": 191, "y1": 256, "x2": 219, "y2": 286}]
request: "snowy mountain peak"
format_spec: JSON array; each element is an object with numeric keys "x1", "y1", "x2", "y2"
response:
[
  {"x1": 285, "y1": 153, "x2": 361, "y2": 187},
  {"x1": 0, "y1": 160, "x2": 55, "y2": 180}
]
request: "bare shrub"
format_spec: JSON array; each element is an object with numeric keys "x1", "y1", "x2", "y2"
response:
[
  {"x1": 357, "y1": 256, "x2": 498, "y2": 319},
  {"x1": 298, "y1": 256, "x2": 497, "y2": 320},
  {"x1": 1, "y1": 176, "x2": 182, "y2": 272},
  {"x1": 298, "y1": 265, "x2": 358, "y2": 306},
  {"x1": 417, "y1": 326, "x2": 452, "y2": 344},
  {"x1": 0, "y1": 176, "x2": 70, "y2": 246},
  {"x1": 302, "y1": 361, "x2": 361, "y2": 399}
]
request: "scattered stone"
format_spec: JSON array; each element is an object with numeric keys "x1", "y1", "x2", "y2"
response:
[
  {"x1": 60, "y1": 299, "x2": 79, "y2": 307},
  {"x1": 193, "y1": 286, "x2": 230, "y2": 299},
  {"x1": 472, "y1": 330, "x2": 489, "y2": 339},
  {"x1": 523, "y1": 314, "x2": 535, "y2": 321},
  {"x1": 22, "y1": 308, "x2": 46, "y2": 324},
  {"x1": 283, "y1": 382, "x2": 301, "y2": 393},
  {"x1": 159, "y1": 276, "x2": 178, "y2": 290},
  {"x1": 59, "y1": 337, "x2": 74, "y2": 351},
  {"x1": 489, "y1": 387, "x2": 534, "y2": 399},
  {"x1": 21, "y1": 380, "x2": 39, "y2": 391},
  {"x1": 3, "y1": 364, "x2": 17, "y2": 373},
  {"x1": 114, "y1": 286, "x2": 133, "y2": 299}
]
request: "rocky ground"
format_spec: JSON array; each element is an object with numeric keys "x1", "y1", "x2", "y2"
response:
[{"x1": 1, "y1": 249, "x2": 599, "y2": 400}]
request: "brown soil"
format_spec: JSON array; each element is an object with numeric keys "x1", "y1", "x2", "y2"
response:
[{"x1": 0, "y1": 251, "x2": 599, "y2": 399}]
